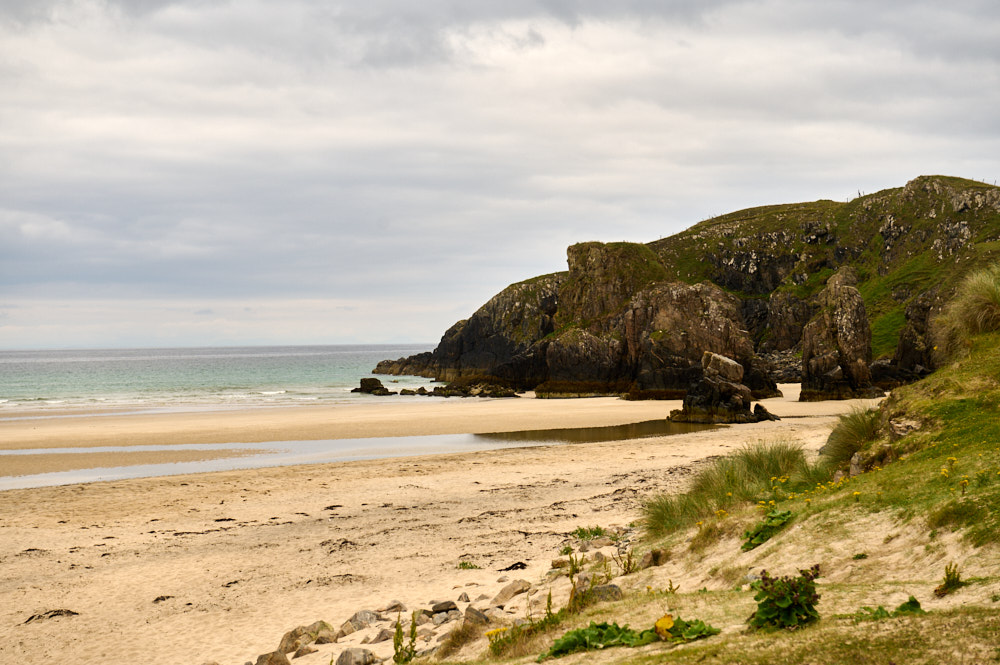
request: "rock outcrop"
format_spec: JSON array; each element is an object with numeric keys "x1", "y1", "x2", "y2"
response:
[
  {"x1": 350, "y1": 378, "x2": 396, "y2": 396},
  {"x1": 376, "y1": 176, "x2": 1000, "y2": 398},
  {"x1": 799, "y1": 268, "x2": 884, "y2": 401},
  {"x1": 670, "y1": 352, "x2": 779, "y2": 423}
]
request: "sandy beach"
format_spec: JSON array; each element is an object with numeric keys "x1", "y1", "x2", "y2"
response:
[{"x1": 0, "y1": 387, "x2": 879, "y2": 665}]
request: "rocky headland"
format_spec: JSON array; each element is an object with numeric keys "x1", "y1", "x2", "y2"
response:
[{"x1": 376, "y1": 176, "x2": 1000, "y2": 401}]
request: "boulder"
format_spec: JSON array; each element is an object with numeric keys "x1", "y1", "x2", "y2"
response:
[
  {"x1": 640, "y1": 549, "x2": 669, "y2": 569},
  {"x1": 489, "y1": 579, "x2": 531, "y2": 607},
  {"x1": 431, "y1": 600, "x2": 458, "y2": 614},
  {"x1": 670, "y1": 352, "x2": 779, "y2": 424},
  {"x1": 800, "y1": 268, "x2": 884, "y2": 401},
  {"x1": 350, "y1": 378, "x2": 397, "y2": 396},
  {"x1": 378, "y1": 600, "x2": 406, "y2": 613},
  {"x1": 293, "y1": 646, "x2": 317, "y2": 659},
  {"x1": 587, "y1": 584, "x2": 624, "y2": 603},
  {"x1": 370, "y1": 628, "x2": 395, "y2": 644},
  {"x1": 464, "y1": 606, "x2": 490, "y2": 626},
  {"x1": 278, "y1": 622, "x2": 333, "y2": 654},
  {"x1": 335, "y1": 649, "x2": 377, "y2": 665},
  {"x1": 255, "y1": 652, "x2": 291, "y2": 665}
]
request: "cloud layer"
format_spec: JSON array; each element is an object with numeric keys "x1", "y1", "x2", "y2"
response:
[{"x1": 2, "y1": 0, "x2": 999, "y2": 348}]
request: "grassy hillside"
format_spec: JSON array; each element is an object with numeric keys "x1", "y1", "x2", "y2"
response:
[{"x1": 646, "y1": 176, "x2": 1000, "y2": 360}]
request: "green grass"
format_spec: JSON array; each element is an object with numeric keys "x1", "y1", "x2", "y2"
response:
[{"x1": 642, "y1": 439, "x2": 828, "y2": 537}]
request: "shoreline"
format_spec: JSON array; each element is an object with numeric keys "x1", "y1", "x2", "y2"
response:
[{"x1": 0, "y1": 387, "x2": 881, "y2": 665}]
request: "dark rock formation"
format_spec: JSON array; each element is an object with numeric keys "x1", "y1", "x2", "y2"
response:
[
  {"x1": 670, "y1": 352, "x2": 779, "y2": 423},
  {"x1": 373, "y1": 273, "x2": 565, "y2": 386},
  {"x1": 350, "y1": 378, "x2": 396, "y2": 396},
  {"x1": 800, "y1": 268, "x2": 884, "y2": 401},
  {"x1": 375, "y1": 176, "x2": 1000, "y2": 397}
]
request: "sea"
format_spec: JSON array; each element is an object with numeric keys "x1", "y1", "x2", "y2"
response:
[{"x1": 0, "y1": 344, "x2": 436, "y2": 414}]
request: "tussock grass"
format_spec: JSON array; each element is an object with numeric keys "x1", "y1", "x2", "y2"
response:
[
  {"x1": 643, "y1": 439, "x2": 823, "y2": 537},
  {"x1": 821, "y1": 407, "x2": 882, "y2": 469},
  {"x1": 933, "y1": 262, "x2": 1000, "y2": 360}
]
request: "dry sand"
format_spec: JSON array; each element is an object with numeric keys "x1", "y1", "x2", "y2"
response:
[{"x1": 0, "y1": 387, "x2": 879, "y2": 665}]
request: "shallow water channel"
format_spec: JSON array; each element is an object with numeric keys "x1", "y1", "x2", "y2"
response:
[{"x1": 0, "y1": 419, "x2": 716, "y2": 490}]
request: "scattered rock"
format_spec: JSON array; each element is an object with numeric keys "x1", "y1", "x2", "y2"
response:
[
  {"x1": 464, "y1": 606, "x2": 490, "y2": 626},
  {"x1": 152, "y1": 595, "x2": 174, "y2": 603},
  {"x1": 335, "y1": 648, "x2": 377, "y2": 665},
  {"x1": 278, "y1": 627, "x2": 308, "y2": 654},
  {"x1": 457, "y1": 592, "x2": 470, "y2": 603},
  {"x1": 639, "y1": 549, "x2": 669, "y2": 569},
  {"x1": 850, "y1": 452, "x2": 863, "y2": 477},
  {"x1": 293, "y1": 646, "x2": 317, "y2": 659},
  {"x1": 346, "y1": 610, "x2": 380, "y2": 631},
  {"x1": 550, "y1": 558, "x2": 569, "y2": 569},
  {"x1": 379, "y1": 599, "x2": 406, "y2": 613},
  {"x1": 586, "y1": 584, "x2": 623, "y2": 603},
  {"x1": 431, "y1": 600, "x2": 458, "y2": 614},
  {"x1": 370, "y1": 628, "x2": 395, "y2": 644},
  {"x1": 489, "y1": 579, "x2": 531, "y2": 607},
  {"x1": 255, "y1": 652, "x2": 291, "y2": 665}
]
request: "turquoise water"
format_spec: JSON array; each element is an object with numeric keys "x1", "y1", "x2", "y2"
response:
[{"x1": 0, "y1": 344, "x2": 434, "y2": 412}]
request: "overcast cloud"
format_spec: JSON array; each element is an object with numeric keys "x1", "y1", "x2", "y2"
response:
[{"x1": 2, "y1": 0, "x2": 998, "y2": 349}]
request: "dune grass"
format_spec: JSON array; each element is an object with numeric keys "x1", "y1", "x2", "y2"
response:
[
  {"x1": 933, "y1": 261, "x2": 1000, "y2": 361},
  {"x1": 821, "y1": 406, "x2": 882, "y2": 469},
  {"x1": 642, "y1": 439, "x2": 828, "y2": 537}
]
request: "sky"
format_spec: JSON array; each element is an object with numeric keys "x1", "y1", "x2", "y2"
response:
[{"x1": 2, "y1": 0, "x2": 999, "y2": 350}]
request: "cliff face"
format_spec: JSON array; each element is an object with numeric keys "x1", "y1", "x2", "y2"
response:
[
  {"x1": 374, "y1": 272, "x2": 565, "y2": 388},
  {"x1": 376, "y1": 176, "x2": 1000, "y2": 398}
]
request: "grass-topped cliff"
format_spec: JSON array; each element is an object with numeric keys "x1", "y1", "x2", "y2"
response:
[
  {"x1": 377, "y1": 176, "x2": 1000, "y2": 399},
  {"x1": 428, "y1": 263, "x2": 1000, "y2": 665}
]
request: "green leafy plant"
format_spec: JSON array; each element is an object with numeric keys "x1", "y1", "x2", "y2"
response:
[
  {"x1": 392, "y1": 611, "x2": 418, "y2": 664},
  {"x1": 933, "y1": 562, "x2": 965, "y2": 597},
  {"x1": 538, "y1": 614, "x2": 720, "y2": 661},
  {"x1": 747, "y1": 565, "x2": 821, "y2": 631},
  {"x1": 852, "y1": 596, "x2": 927, "y2": 622},
  {"x1": 742, "y1": 509, "x2": 793, "y2": 551},
  {"x1": 456, "y1": 561, "x2": 481, "y2": 570}
]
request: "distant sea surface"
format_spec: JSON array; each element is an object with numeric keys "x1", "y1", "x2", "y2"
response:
[{"x1": 0, "y1": 344, "x2": 434, "y2": 414}]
